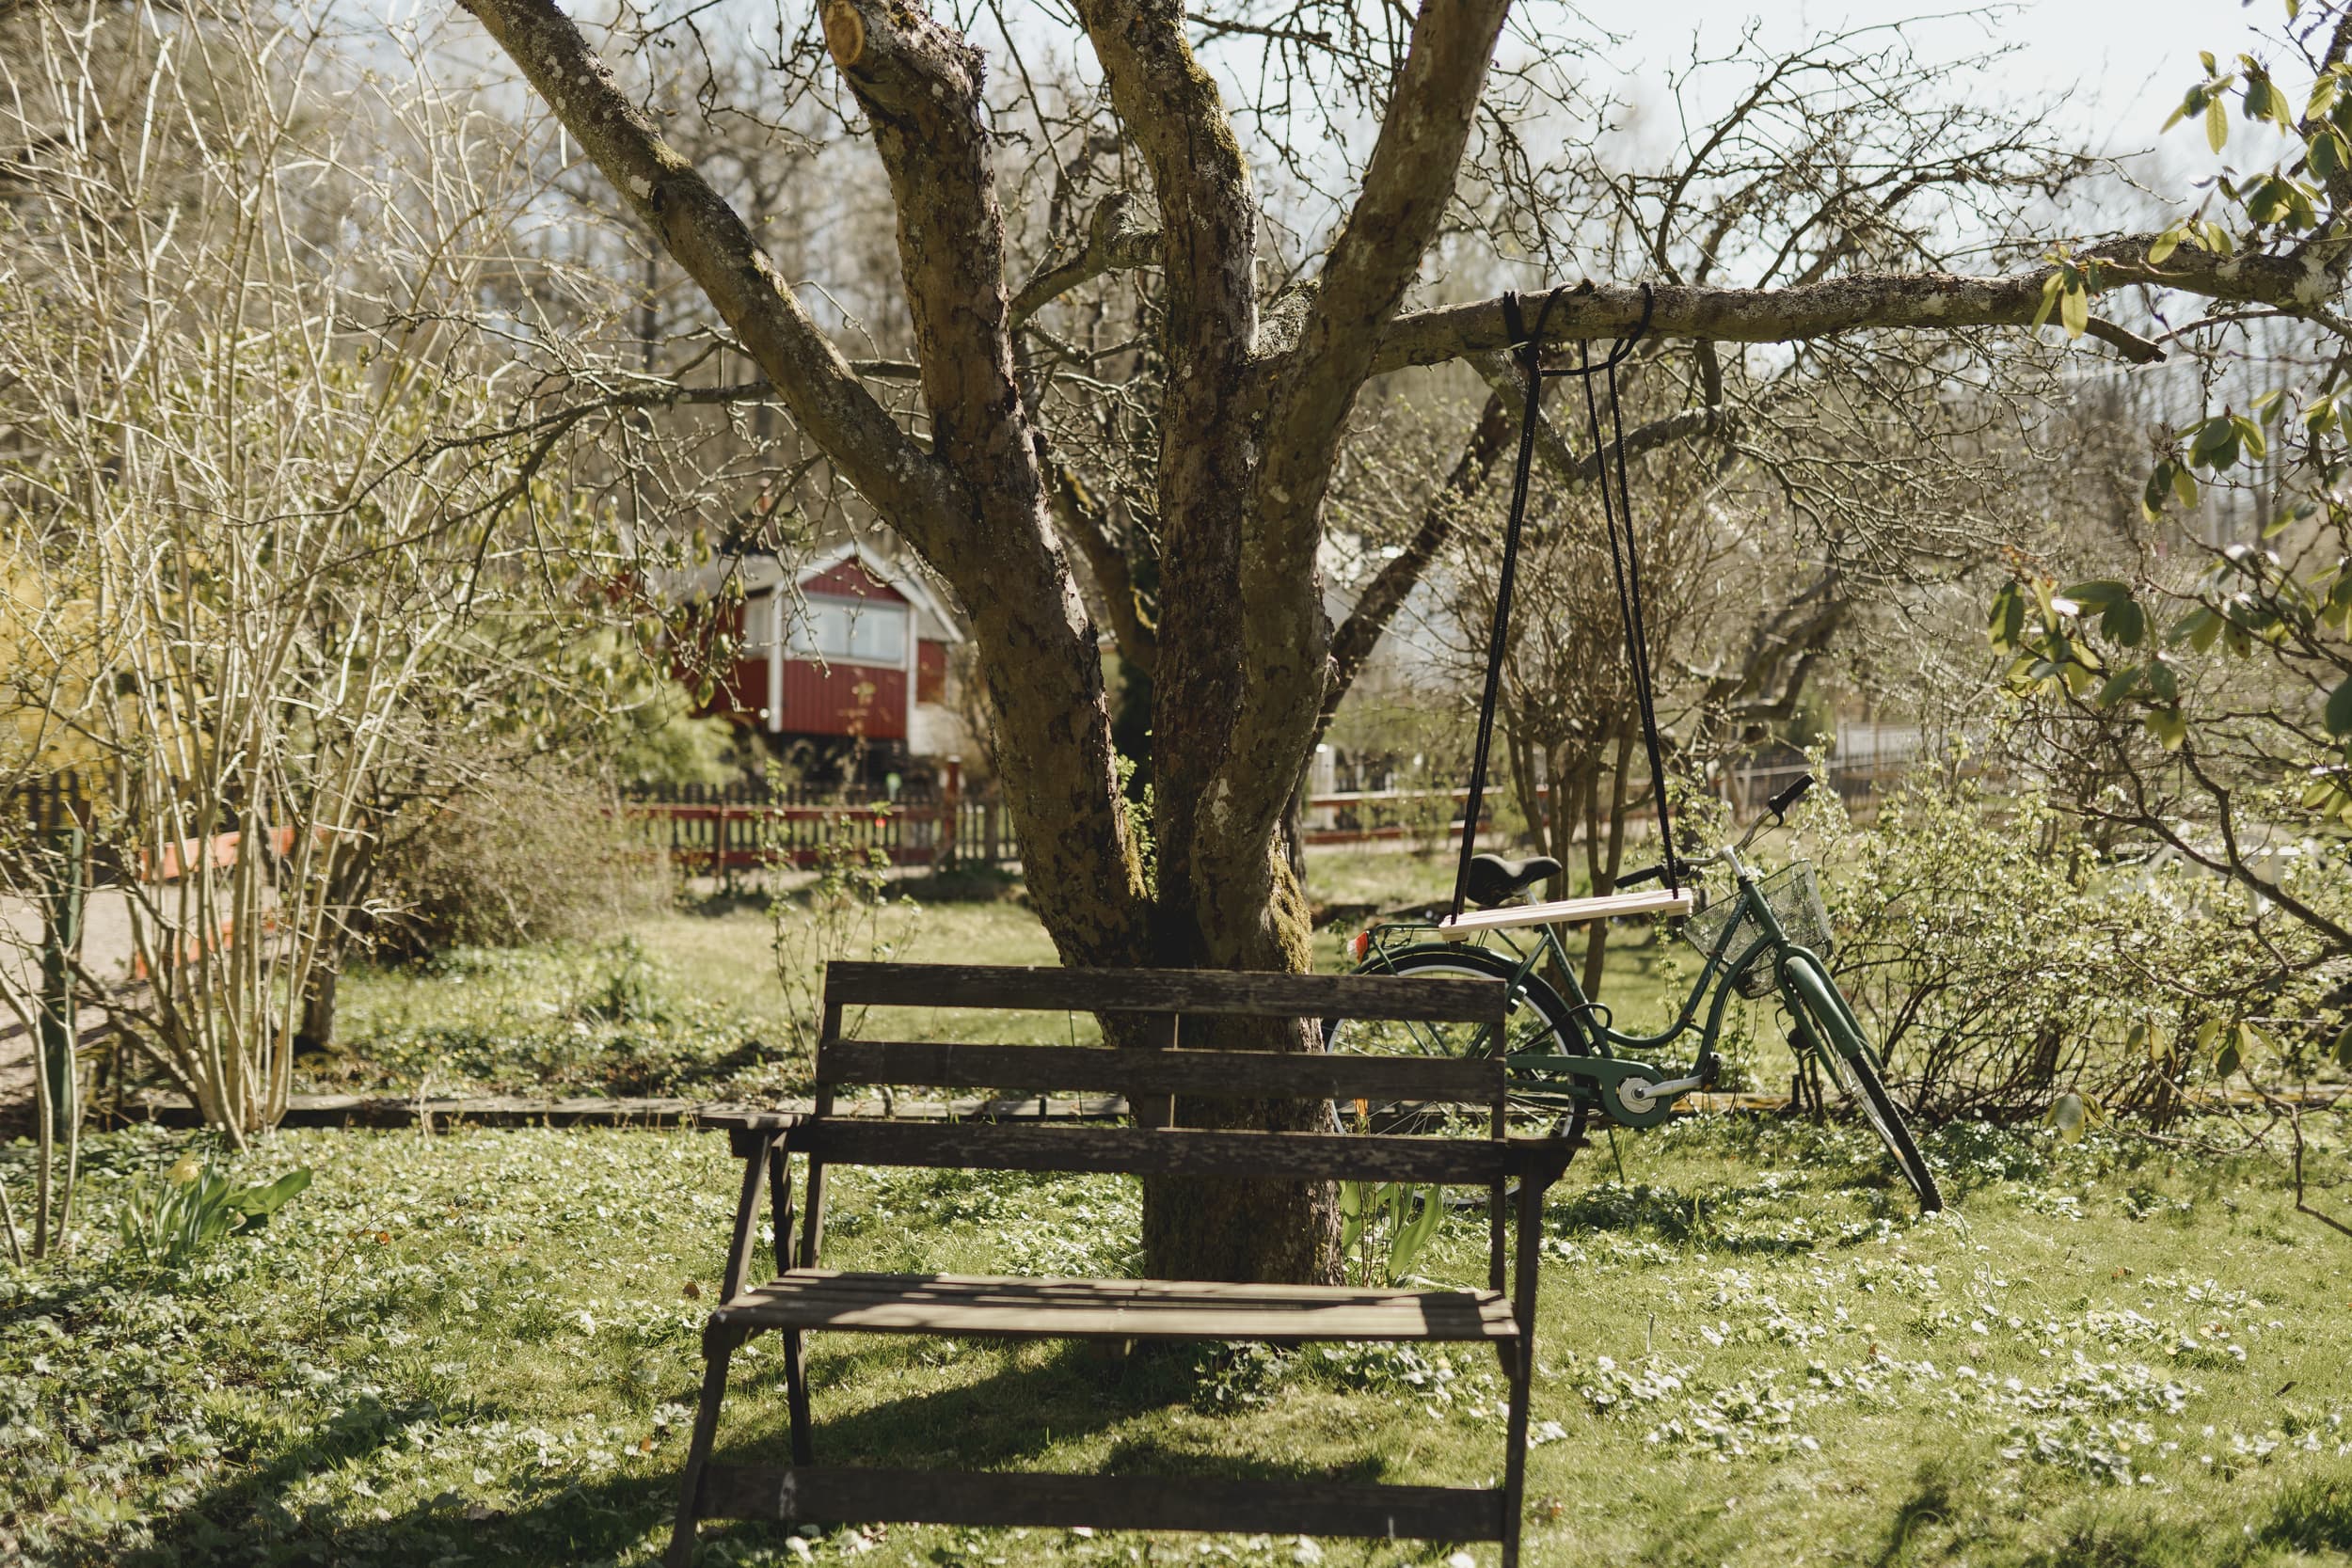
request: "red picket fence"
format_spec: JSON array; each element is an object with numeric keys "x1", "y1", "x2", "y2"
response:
[{"x1": 624, "y1": 762, "x2": 1013, "y2": 875}]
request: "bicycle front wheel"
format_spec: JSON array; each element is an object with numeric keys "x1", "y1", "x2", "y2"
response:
[
  {"x1": 1327, "y1": 943, "x2": 1592, "y2": 1143},
  {"x1": 1779, "y1": 956, "x2": 1943, "y2": 1214}
]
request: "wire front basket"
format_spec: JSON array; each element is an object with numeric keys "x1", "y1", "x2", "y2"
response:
[{"x1": 1679, "y1": 862, "x2": 1834, "y2": 999}]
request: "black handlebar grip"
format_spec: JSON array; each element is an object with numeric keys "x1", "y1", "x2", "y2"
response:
[
  {"x1": 1767, "y1": 774, "x2": 1816, "y2": 818},
  {"x1": 1616, "y1": 863, "x2": 1666, "y2": 889}
]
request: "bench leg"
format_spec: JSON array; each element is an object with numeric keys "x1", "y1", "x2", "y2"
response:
[
  {"x1": 784, "y1": 1329, "x2": 813, "y2": 1466},
  {"x1": 668, "y1": 1334, "x2": 738, "y2": 1568},
  {"x1": 1500, "y1": 1338, "x2": 1532, "y2": 1568},
  {"x1": 1500, "y1": 1176, "x2": 1551, "y2": 1568}
]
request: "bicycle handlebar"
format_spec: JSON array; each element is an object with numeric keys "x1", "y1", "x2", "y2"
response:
[
  {"x1": 1766, "y1": 773, "x2": 1816, "y2": 820},
  {"x1": 1615, "y1": 860, "x2": 1700, "y2": 890}
]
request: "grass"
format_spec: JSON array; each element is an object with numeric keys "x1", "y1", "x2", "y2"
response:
[
  {"x1": 19, "y1": 846, "x2": 2338, "y2": 1564},
  {"x1": 3, "y1": 1111, "x2": 2348, "y2": 1567},
  {"x1": 313, "y1": 890, "x2": 1072, "y2": 1101},
  {"x1": 315, "y1": 844, "x2": 1735, "y2": 1101}
]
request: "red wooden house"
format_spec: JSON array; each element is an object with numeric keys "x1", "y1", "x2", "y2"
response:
[{"x1": 694, "y1": 544, "x2": 970, "y2": 763}]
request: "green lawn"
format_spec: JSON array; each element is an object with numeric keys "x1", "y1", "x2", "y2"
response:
[
  {"x1": 19, "y1": 854, "x2": 2343, "y2": 1566},
  {"x1": 4, "y1": 1111, "x2": 2348, "y2": 1566},
  {"x1": 316, "y1": 847, "x2": 1726, "y2": 1102}
]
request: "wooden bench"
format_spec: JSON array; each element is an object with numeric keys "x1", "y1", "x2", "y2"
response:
[{"x1": 673, "y1": 959, "x2": 1572, "y2": 1568}]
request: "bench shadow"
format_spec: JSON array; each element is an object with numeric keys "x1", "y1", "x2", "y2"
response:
[
  {"x1": 1096, "y1": 1431, "x2": 1391, "y2": 1486},
  {"x1": 719, "y1": 1337, "x2": 1176, "y2": 1472},
  {"x1": 91, "y1": 1342, "x2": 1424, "y2": 1567}
]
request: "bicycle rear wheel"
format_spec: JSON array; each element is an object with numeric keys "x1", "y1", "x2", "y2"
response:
[
  {"x1": 1780, "y1": 956, "x2": 1943, "y2": 1213},
  {"x1": 1327, "y1": 943, "x2": 1592, "y2": 1145}
]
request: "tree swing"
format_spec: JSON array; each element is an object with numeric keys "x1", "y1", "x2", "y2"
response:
[
  {"x1": 1443, "y1": 281, "x2": 1692, "y2": 937},
  {"x1": 1335, "y1": 285, "x2": 1943, "y2": 1214}
]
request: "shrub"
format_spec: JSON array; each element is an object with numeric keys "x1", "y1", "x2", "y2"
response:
[
  {"x1": 374, "y1": 769, "x2": 673, "y2": 958},
  {"x1": 770, "y1": 831, "x2": 921, "y2": 1057},
  {"x1": 1805, "y1": 776, "x2": 2349, "y2": 1123}
]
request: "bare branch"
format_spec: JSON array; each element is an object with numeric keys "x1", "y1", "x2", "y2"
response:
[
  {"x1": 454, "y1": 0, "x2": 962, "y2": 544},
  {"x1": 1320, "y1": 388, "x2": 1513, "y2": 731},
  {"x1": 1011, "y1": 195, "x2": 1162, "y2": 325},
  {"x1": 1468, "y1": 352, "x2": 1733, "y2": 484}
]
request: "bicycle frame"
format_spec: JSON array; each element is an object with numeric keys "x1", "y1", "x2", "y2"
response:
[{"x1": 1358, "y1": 842, "x2": 1849, "y2": 1129}]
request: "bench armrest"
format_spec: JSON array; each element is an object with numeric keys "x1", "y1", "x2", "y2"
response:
[{"x1": 699, "y1": 1111, "x2": 809, "y2": 1162}]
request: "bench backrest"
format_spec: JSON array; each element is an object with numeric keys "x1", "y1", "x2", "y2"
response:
[{"x1": 796, "y1": 960, "x2": 1517, "y2": 1192}]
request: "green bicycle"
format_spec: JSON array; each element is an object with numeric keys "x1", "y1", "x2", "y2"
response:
[{"x1": 1328, "y1": 774, "x2": 1943, "y2": 1213}]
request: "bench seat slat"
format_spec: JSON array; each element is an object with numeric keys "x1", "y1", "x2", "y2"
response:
[
  {"x1": 793, "y1": 1120, "x2": 1533, "y2": 1183},
  {"x1": 818, "y1": 1039, "x2": 1502, "y2": 1101},
  {"x1": 713, "y1": 1269, "x2": 1518, "y2": 1342},
  {"x1": 823, "y1": 961, "x2": 1506, "y2": 1021},
  {"x1": 697, "y1": 1464, "x2": 1509, "y2": 1539}
]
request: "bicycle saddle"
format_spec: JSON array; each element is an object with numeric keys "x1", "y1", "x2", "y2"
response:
[{"x1": 1465, "y1": 852, "x2": 1562, "y2": 909}]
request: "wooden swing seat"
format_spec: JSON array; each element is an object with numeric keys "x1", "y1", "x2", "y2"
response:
[{"x1": 1437, "y1": 887, "x2": 1693, "y2": 938}]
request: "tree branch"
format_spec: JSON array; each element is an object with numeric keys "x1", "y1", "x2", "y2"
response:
[
  {"x1": 1074, "y1": 0, "x2": 1257, "y2": 371},
  {"x1": 1319, "y1": 388, "x2": 1513, "y2": 733},
  {"x1": 820, "y1": 0, "x2": 1150, "y2": 964},
  {"x1": 1044, "y1": 449, "x2": 1157, "y2": 675},
  {"x1": 1072, "y1": 0, "x2": 1269, "y2": 961},
  {"x1": 453, "y1": 0, "x2": 962, "y2": 545},
  {"x1": 1468, "y1": 351, "x2": 1733, "y2": 484},
  {"x1": 1373, "y1": 241, "x2": 2346, "y2": 373},
  {"x1": 1222, "y1": 0, "x2": 1511, "y2": 873},
  {"x1": 822, "y1": 0, "x2": 1028, "y2": 495},
  {"x1": 1010, "y1": 195, "x2": 1162, "y2": 325},
  {"x1": 1697, "y1": 571, "x2": 1847, "y2": 729}
]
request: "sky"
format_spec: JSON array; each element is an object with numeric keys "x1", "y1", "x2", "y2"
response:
[{"x1": 1597, "y1": 0, "x2": 2288, "y2": 154}]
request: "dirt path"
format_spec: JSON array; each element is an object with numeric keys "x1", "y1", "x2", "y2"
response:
[{"x1": 0, "y1": 886, "x2": 140, "y2": 1111}]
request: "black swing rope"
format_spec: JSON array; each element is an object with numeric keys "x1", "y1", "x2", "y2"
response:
[{"x1": 1447, "y1": 282, "x2": 1672, "y2": 926}]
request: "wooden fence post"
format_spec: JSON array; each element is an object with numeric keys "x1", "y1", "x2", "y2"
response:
[{"x1": 940, "y1": 758, "x2": 961, "y2": 869}]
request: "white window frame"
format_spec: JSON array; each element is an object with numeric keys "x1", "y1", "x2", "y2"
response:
[{"x1": 785, "y1": 594, "x2": 909, "y2": 668}]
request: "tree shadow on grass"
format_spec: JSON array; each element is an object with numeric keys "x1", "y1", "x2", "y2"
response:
[
  {"x1": 1548, "y1": 1176, "x2": 1862, "y2": 1256},
  {"x1": 2258, "y1": 1476, "x2": 2352, "y2": 1557},
  {"x1": 1871, "y1": 1463, "x2": 1956, "y2": 1567},
  {"x1": 104, "y1": 1389, "x2": 666, "y2": 1568},
  {"x1": 132, "y1": 1463, "x2": 677, "y2": 1568},
  {"x1": 99, "y1": 1340, "x2": 1167, "y2": 1564}
]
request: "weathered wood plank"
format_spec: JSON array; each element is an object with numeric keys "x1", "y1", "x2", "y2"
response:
[
  {"x1": 121, "y1": 1092, "x2": 1131, "y2": 1132},
  {"x1": 696, "y1": 1465, "x2": 1509, "y2": 1540},
  {"x1": 822, "y1": 961, "x2": 1506, "y2": 1022},
  {"x1": 712, "y1": 1270, "x2": 1518, "y2": 1342},
  {"x1": 817, "y1": 1039, "x2": 1502, "y2": 1102},
  {"x1": 792, "y1": 1120, "x2": 1533, "y2": 1183}
]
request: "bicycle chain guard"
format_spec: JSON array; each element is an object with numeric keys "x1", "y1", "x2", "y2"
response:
[{"x1": 1507, "y1": 1052, "x2": 1690, "y2": 1130}]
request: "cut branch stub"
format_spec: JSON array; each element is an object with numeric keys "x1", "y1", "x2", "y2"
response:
[{"x1": 821, "y1": 0, "x2": 866, "y2": 67}]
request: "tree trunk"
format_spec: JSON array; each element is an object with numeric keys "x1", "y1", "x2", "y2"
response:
[
  {"x1": 295, "y1": 966, "x2": 338, "y2": 1056},
  {"x1": 1136, "y1": 858, "x2": 1341, "y2": 1285}
]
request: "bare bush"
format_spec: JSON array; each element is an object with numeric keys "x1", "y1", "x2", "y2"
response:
[{"x1": 373, "y1": 771, "x2": 674, "y2": 959}]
